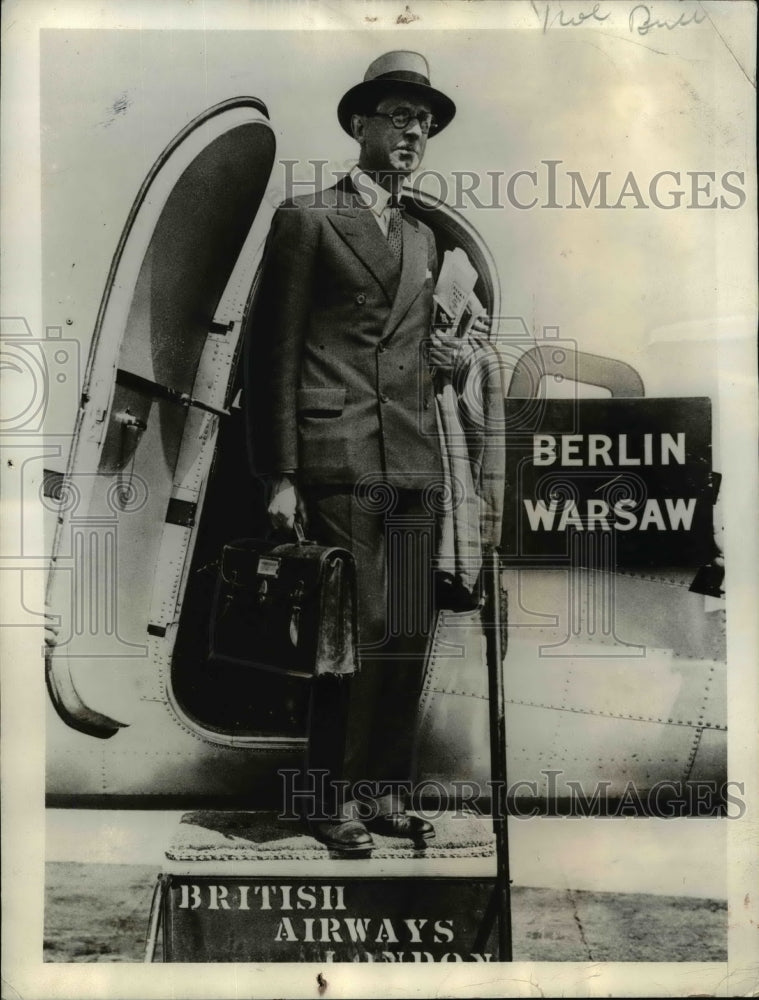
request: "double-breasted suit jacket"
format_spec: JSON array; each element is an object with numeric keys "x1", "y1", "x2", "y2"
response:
[
  {"x1": 245, "y1": 174, "x2": 444, "y2": 809},
  {"x1": 246, "y1": 175, "x2": 442, "y2": 489}
]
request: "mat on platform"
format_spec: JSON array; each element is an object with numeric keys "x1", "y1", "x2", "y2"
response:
[{"x1": 166, "y1": 810, "x2": 496, "y2": 861}]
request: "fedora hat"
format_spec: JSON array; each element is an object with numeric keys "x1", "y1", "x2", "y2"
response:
[{"x1": 337, "y1": 51, "x2": 456, "y2": 137}]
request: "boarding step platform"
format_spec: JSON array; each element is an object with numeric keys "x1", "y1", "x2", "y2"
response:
[{"x1": 145, "y1": 810, "x2": 502, "y2": 962}]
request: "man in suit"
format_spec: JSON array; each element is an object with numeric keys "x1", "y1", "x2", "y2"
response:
[{"x1": 246, "y1": 51, "x2": 458, "y2": 854}]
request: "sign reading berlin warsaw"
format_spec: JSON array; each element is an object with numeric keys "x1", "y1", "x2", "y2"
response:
[{"x1": 501, "y1": 398, "x2": 714, "y2": 568}]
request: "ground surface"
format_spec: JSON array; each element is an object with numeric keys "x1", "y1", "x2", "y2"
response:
[{"x1": 44, "y1": 861, "x2": 726, "y2": 963}]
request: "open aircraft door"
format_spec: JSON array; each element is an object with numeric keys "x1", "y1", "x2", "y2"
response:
[
  {"x1": 164, "y1": 189, "x2": 503, "y2": 749},
  {"x1": 46, "y1": 98, "x2": 276, "y2": 754}
]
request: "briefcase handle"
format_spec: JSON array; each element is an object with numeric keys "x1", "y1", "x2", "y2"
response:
[{"x1": 294, "y1": 517, "x2": 307, "y2": 545}]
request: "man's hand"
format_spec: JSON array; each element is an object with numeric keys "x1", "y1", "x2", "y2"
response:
[
  {"x1": 429, "y1": 316, "x2": 491, "y2": 374},
  {"x1": 268, "y1": 474, "x2": 308, "y2": 534},
  {"x1": 429, "y1": 327, "x2": 459, "y2": 374},
  {"x1": 470, "y1": 315, "x2": 492, "y2": 336}
]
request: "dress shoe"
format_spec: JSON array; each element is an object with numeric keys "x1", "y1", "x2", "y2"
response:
[
  {"x1": 365, "y1": 812, "x2": 435, "y2": 844},
  {"x1": 309, "y1": 819, "x2": 374, "y2": 855}
]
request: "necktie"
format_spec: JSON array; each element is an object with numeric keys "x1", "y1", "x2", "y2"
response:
[{"x1": 386, "y1": 206, "x2": 403, "y2": 266}]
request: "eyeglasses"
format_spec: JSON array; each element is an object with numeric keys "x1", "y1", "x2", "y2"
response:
[{"x1": 368, "y1": 107, "x2": 437, "y2": 134}]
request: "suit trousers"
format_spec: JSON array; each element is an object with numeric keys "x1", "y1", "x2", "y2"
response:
[{"x1": 302, "y1": 486, "x2": 439, "y2": 819}]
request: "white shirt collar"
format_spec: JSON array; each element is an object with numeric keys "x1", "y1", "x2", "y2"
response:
[{"x1": 350, "y1": 166, "x2": 392, "y2": 219}]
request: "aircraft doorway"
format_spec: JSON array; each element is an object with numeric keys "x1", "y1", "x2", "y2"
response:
[{"x1": 168, "y1": 192, "x2": 501, "y2": 743}]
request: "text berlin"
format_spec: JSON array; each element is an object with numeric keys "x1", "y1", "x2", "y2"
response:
[{"x1": 525, "y1": 432, "x2": 697, "y2": 532}]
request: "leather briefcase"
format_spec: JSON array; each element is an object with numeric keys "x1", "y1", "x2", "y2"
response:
[{"x1": 209, "y1": 531, "x2": 358, "y2": 679}]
